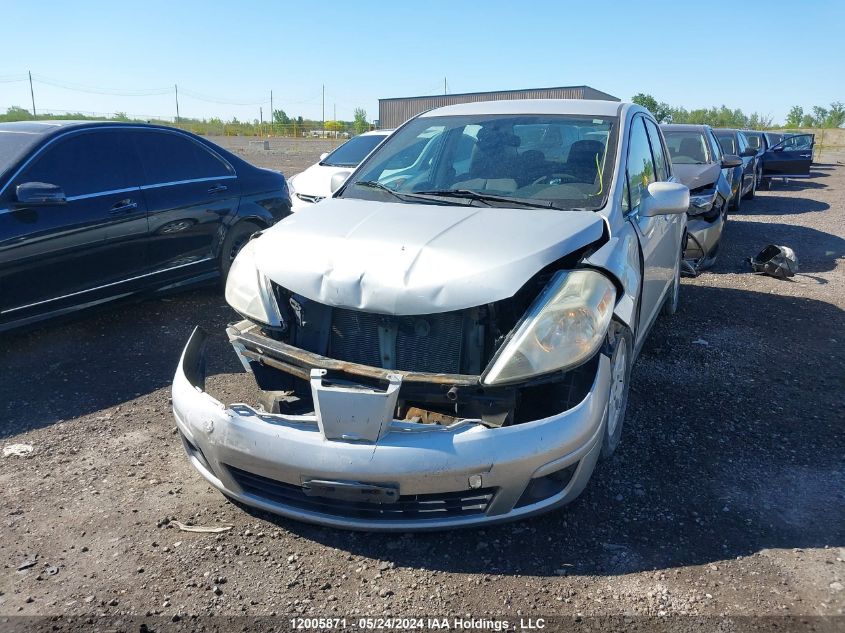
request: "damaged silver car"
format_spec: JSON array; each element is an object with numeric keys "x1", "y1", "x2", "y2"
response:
[
  {"x1": 662, "y1": 124, "x2": 742, "y2": 274},
  {"x1": 172, "y1": 100, "x2": 689, "y2": 530}
]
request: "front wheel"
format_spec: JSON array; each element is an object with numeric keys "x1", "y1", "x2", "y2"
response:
[
  {"x1": 600, "y1": 325, "x2": 633, "y2": 460},
  {"x1": 730, "y1": 186, "x2": 742, "y2": 212},
  {"x1": 743, "y1": 170, "x2": 757, "y2": 200}
]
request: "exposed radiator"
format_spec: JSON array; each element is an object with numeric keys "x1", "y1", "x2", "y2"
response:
[{"x1": 330, "y1": 308, "x2": 464, "y2": 374}]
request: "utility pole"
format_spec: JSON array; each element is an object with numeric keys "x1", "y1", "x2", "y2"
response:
[
  {"x1": 444, "y1": 77, "x2": 447, "y2": 95},
  {"x1": 174, "y1": 84, "x2": 180, "y2": 123},
  {"x1": 270, "y1": 90, "x2": 273, "y2": 135},
  {"x1": 333, "y1": 103, "x2": 336, "y2": 139},
  {"x1": 28, "y1": 71, "x2": 36, "y2": 117},
  {"x1": 321, "y1": 84, "x2": 325, "y2": 137}
]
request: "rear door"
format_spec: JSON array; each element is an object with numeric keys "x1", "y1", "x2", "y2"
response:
[
  {"x1": 763, "y1": 134, "x2": 814, "y2": 177},
  {"x1": 132, "y1": 129, "x2": 240, "y2": 278},
  {"x1": 0, "y1": 128, "x2": 148, "y2": 320}
]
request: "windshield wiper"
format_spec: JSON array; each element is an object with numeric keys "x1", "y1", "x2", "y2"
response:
[
  {"x1": 353, "y1": 181, "x2": 473, "y2": 206},
  {"x1": 414, "y1": 189, "x2": 565, "y2": 210}
]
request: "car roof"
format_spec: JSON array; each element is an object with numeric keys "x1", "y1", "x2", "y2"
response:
[
  {"x1": 660, "y1": 123, "x2": 711, "y2": 132},
  {"x1": 419, "y1": 98, "x2": 624, "y2": 118},
  {"x1": 0, "y1": 119, "x2": 195, "y2": 140},
  {"x1": 713, "y1": 128, "x2": 740, "y2": 134}
]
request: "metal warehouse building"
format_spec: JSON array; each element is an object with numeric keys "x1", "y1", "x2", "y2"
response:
[{"x1": 378, "y1": 85, "x2": 619, "y2": 129}]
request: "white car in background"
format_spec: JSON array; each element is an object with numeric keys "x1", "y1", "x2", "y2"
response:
[{"x1": 288, "y1": 129, "x2": 392, "y2": 212}]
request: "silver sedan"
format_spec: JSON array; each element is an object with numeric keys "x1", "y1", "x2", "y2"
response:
[{"x1": 172, "y1": 99, "x2": 689, "y2": 530}]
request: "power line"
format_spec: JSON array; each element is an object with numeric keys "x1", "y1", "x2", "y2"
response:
[{"x1": 30, "y1": 73, "x2": 171, "y2": 96}]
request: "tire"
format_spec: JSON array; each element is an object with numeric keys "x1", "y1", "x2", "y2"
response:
[
  {"x1": 220, "y1": 221, "x2": 261, "y2": 284},
  {"x1": 600, "y1": 324, "x2": 633, "y2": 460},
  {"x1": 662, "y1": 245, "x2": 681, "y2": 316},
  {"x1": 760, "y1": 177, "x2": 770, "y2": 190}
]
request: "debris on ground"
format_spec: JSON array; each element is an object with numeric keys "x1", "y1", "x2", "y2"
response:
[
  {"x1": 171, "y1": 520, "x2": 233, "y2": 534},
  {"x1": 749, "y1": 244, "x2": 798, "y2": 278},
  {"x1": 17, "y1": 555, "x2": 38, "y2": 571},
  {"x1": 3, "y1": 443, "x2": 34, "y2": 457}
]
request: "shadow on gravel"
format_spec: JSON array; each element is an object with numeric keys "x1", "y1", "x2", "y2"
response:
[
  {"x1": 743, "y1": 195, "x2": 830, "y2": 215},
  {"x1": 705, "y1": 218, "x2": 844, "y2": 274},
  {"x1": 240, "y1": 284, "x2": 845, "y2": 577},
  {"x1": 0, "y1": 288, "x2": 241, "y2": 438}
]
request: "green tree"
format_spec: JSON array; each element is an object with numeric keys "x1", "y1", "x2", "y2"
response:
[
  {"x1": 631, "y1": 93, "x2": 672, "y2": 122},
  {"x1": 785, "y1": 106, "x2": 803, "y2": 128},
  {"x1": 800, "y1": 113, "x2": 815, "y2": 127},
  {"x1": 353, "y1": 107, "x2": 368, "y2": 134},
  {"x1": 826, "y1": 101, "x2": 845, "y2": 128},
  {"x1": 811, "y1": 106, "x2": 829, "y2": 127},
  {"x1": 273, "y1": 109, "x2": 290, "y2": 125}
]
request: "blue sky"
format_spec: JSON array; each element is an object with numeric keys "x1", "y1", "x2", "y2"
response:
[{"x1": 1, "y1": 0, "x2": 842, "y2": 124}]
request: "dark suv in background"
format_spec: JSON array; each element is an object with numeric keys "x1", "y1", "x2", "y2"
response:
[
  {"x1": 0, "y1": 121, "x2": 291, "y2": 332},
  {"x1": 713, "y1": 128, "x2": 758, "y2": 210}
]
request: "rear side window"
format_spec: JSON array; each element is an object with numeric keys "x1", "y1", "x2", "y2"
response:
[
  {"x1": 717, "y1": 134, "x2": 736, "y2": 155},
  {"x1": 644, "y1": 119, "x2": 669, "y2": 180},
  {"x1": 17, "y1": 130, "x2": 136, "y2": 197},
  {"x1": 133, "y1": 131, "x2": 232, "y2": 185},
  {"x1": 626, "y1": 117, "x2": 656, "y2": 209}
]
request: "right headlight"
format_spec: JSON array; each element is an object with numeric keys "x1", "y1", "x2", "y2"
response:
[
  {"x1": 224, "y1": 239, "x2": 284, "y2": 327},
  {"x1": 482, "y1": 270, "x2": 616, "y2": 385}
]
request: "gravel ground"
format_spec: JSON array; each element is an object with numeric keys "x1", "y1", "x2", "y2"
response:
[{"x1": 1, "y1": 140, "x2": 843, "y2": 629}]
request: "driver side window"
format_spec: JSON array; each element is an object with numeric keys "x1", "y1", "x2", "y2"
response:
[{"x1": 626, "y1": 118, "x2": 656, "y2": 210}]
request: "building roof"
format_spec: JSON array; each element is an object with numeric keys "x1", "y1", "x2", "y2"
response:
[{"x1": 380, "y1": 84, "x2": 618, "y2": 102}]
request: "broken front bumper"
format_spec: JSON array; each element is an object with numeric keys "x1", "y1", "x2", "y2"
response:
[{"x1": 172, "y1": 327, "x2": 610, "y2": 531}]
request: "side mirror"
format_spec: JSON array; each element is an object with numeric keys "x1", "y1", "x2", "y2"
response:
[
  {"x1": 721, "y1": 154, "x2": 743, "y2": 168},
  {"x1": 639, "y1": 182, "x2": 689, "y2": 217},
  {"x1": 772, "y1": 145, "x2": 785, "y2": 152},
  {"x1": 741, "y1": 147, "x2": 757, "y2": 157},
  {"x1": 319, "y1": 152, "x2": 329, "y2": 162},
  {"x1": 329, "y1": 171, "x2": 351, "y2": 193},
  {"x1": 15, "y1": 182, "x2": 67, "y2": 206}
]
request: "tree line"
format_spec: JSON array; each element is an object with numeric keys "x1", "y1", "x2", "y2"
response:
[
  {"x1": 632, "y1": 94, "x2": 844, "y2": 129},
  {"x1": 0, "y1": 105, "x2": 374, "y2": 137}
]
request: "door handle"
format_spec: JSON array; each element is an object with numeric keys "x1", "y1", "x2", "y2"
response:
[
  {"x1": 207, "y1": 184, "x2": 228, "y2": 194},
  {"x1": 109, "y1": 199, "x2": 138, "y2": 215}
]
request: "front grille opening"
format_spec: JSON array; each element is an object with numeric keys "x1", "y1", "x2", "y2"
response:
[
  {"x1": 226, "y1": 465, "x2": 496, "y2": 521},
  {"x1": 181, "y1": 431, "x2": 213, "y2": 473}
]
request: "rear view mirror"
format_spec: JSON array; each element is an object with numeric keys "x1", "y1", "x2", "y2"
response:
[
  {"x1": 721, "y1": 154, "x2": 742, "y2": 168},
  {"x1": 639, "y1": 182, "x2": 689, "y2": 217},
  {"x1": 15, "y1": 182, "x2": 67, "y2": 206},
  {"x1": 330, "y1": 171, "x2": 351, "y2": 193}
]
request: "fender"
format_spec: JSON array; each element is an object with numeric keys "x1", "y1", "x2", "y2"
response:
[{"x1": 581, "y1": 223, "x2": 641, "y2": 333}]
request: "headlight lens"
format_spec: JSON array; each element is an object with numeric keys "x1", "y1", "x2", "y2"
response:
[
  {"x1": 688, "y1": 188, "x2": 717, "y2": 214},
  {"x1": 482, "y1": 270, "x2": 616, "y2": 385},
  {"x1": 224, "y1": 239, "x2": 284, "y2": 326}
]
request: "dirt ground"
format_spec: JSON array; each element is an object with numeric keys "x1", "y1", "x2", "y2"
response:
[{"x1": 1, "y1": 139, "x2": 843, "y2": 630}]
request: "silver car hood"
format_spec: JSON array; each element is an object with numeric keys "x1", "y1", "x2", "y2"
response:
[
  {"x1": 673, "y1": 163, "x2": 720, "y2": 190},
  {"x1": 253, "y1": 198, "x2": 605, "y2": 315}
]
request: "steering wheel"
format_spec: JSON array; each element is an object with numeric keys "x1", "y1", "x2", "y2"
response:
[{"x1": 532, "y1": 173, "x2": 578, "y2": 185}]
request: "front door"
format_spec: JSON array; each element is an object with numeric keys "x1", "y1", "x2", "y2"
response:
[
  {"x1": 0, "y1": 128, "x2": 148, "y2": 321},
  {"x1": 627, "y1": 117, "x2": 677, "y2": 342},
  {"x1": 763, "y1": 134, "x2": 814, "y2": 177}
]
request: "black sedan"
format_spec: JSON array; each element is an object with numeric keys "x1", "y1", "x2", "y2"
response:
[
  {"x1": 743, "y1": 131, "x2": 815, "y2": 188},
  {"x1": 0, "y1": 121, "x2": 290, "y2": 332},
  {"x1": 713, "y1": 128, "x2": 758, "y2": 211}
]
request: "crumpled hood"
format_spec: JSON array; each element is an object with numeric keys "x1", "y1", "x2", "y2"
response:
[
  {"x1": 672, "y1": 163, "x2": 720, "y2": 190},
  {"x1": 253, "y1": 198, "x2": 605, "y2": 315}
]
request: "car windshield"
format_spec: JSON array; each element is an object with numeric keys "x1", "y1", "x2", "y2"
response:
[
  {"x1": 340, "y1": 114, "x2": 617, "y2": 211},
  {"x1": 715, "y1": 133, "x2": 737, "y2": 155},
  {"x1": 321, "y1": 134, "x2": 387, "y2": 168},
  {"x1": 663, "y1": 130, "x2": 710, "y2": 164},
  {"x1": 745, "y1": 133, "x2": 762, "y2": 150}
]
